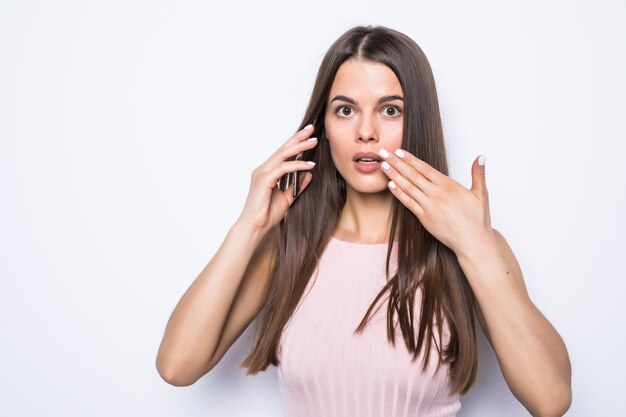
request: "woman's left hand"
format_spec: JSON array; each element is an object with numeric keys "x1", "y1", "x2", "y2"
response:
[{"x1": 377, "y1": 147, "x2": 495, "y2": 257}]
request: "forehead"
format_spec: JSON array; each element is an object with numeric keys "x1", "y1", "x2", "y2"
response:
[{"x1": 328, "y1": 59, "x2": 402, "y2": 100}]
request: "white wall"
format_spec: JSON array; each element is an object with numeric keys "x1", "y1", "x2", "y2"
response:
[{"x1": 1, "y1": 1, "x2": 624, "y2": 416}]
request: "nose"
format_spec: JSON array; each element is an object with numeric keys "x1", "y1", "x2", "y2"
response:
[{"x1": 357, "y1": 114, "x2": 378, "y2": 143}]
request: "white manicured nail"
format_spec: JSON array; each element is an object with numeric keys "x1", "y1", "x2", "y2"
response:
[
  {"x1": 478, "y1": 154, "x2": 486, "y2": 166},
  {"x1": 378, "y1": 148, "x2": 390, "y2": 158},
  {"x1": 394, "y1": 149, "x2": 405, "y2": 158},
  {"x1": 381, "y1": 161, "x2": 391, "y2": 170}
]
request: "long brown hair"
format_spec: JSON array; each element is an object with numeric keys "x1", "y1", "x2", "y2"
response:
[{"x1": 238, "y1": 24, "x2": 478, "y2": 396}]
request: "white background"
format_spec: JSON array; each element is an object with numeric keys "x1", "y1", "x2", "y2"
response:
[{"x1": 1, "y1": 1, "x2": 624, "y2": 416}]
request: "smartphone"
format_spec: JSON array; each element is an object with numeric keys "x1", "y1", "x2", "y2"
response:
[{"x1": 278, "y1": 121, "x2": 321, "y2": 197}]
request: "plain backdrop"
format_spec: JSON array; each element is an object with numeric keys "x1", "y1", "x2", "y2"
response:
[{"x1": 1, "y1": 0, "x2": 624, "y2": 416}]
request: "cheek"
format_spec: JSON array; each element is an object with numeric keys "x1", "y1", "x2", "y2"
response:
[
  {"x1": 386, "y1": 131, "x2": 403, "y2": 151},
  {"x1": 327, "y1": 142, "x2": 344, "y2": 169},
  {"x1": 387, "y1": 125, "x2": 403, "y2": 144},
  {"x1": 324, "y1": 125, "x2": 347, "y2": 161},
  {"x1": 323, "y1": 115, "x2": 352, "y2": 141}
]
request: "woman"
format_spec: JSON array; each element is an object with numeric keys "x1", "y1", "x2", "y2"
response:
[{"x1": 156, "y1": 25, "x2": 571, "y2": 417}]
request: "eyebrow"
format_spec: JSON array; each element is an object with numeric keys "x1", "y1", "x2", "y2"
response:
[{"x1": 329, "y1": 94, "x2": 404, "y2": 105}]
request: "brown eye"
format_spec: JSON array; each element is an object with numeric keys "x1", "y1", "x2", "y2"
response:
[
  {"x1": 335, "y1": 105, "x2": 402, "y2": 119},
  {"x1": 335, "y1": 106, "x2": 353, "y2": 117},
  {"x1": 385, "y1": 106, "x2": 402, "y2": 118}
]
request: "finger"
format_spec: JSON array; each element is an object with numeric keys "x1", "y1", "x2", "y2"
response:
[
  {"x1": 265, "y1": 160, "x2": 315, "y2": 189},
  {"x1": 382, "y1": 161, "x2": 429, "y2": 208},
  {"x1": 383, "y1": 148, "x2": 446, "y2": 185},
  {"x1": 269, "y1": 134, "x2": 318, "y2": 164},
  {"x1": 286, "y1": 123, "x2": 316, "y2": 145},
  {"x1": 267, "y1": 125, "x2": 317, "y2": 166},
  {"x1": 387, "y1": 179, "x2": 425, "y2": 219},
  {"x1": 380, "y1": 153, "x2": 434, "y2": 198}
]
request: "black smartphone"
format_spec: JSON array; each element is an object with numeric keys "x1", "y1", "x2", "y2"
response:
[{"x1": 278, "y1": 121, "x2": 321, "y2": 197}]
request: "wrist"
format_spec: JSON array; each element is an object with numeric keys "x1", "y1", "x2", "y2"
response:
[
  {"x1": 454, "y1": 228, "x2": 499, "y2": 264},
  {"x1": 231, "y1": 220, "x2": 269, "y2": 246}
]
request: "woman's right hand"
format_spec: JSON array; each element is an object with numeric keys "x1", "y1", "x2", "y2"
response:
[{"x1": 236, "y1": 124, "x2": 318, "y2": 235}]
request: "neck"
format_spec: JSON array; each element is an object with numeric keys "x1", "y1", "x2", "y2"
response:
[{"x1": 334, "y1": 187, "x2": 396, "y2": 244}]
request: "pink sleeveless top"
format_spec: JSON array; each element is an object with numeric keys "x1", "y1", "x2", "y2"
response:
[{"x1": 276, "y1": 236, "x2": 461, "y2": 417}]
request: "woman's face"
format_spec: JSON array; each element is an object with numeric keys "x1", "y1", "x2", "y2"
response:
[{"x1": 324, "y1": 58, "x2": 404, "y2": 194}]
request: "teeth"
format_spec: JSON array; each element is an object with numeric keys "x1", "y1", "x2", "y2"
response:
[{"x1": 357, "y1": 158, "x2": 379, "y2": 163}]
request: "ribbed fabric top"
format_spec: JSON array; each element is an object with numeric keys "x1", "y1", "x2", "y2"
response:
[{"x1": 276, "y1": 235, "x2": 461, "y2": 417}]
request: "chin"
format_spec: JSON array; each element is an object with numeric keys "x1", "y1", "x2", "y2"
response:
[
  {"x1": 336, "y1": 165, "x2": 388, "y2": 191},
  {"x1": 346, "y1": 178, "x2": 389, "y2": 194}
]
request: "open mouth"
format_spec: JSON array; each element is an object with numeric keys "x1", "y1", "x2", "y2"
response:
[
  {"x1": 355, "y1": 158, "x2": 380, "y2": 163},
  {"x1": 353, "y1": 159, "x2": 381, "y2": 172}
]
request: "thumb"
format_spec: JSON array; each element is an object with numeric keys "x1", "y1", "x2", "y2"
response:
[{"x1": 471, "y1": 154, "x2": 488, "y2": 198}]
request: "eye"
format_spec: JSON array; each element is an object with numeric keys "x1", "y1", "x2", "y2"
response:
[
  {"x1": 335, "y1": 105, "x2": 354, "y2": 118},
  {"x1": 384, "y1": 105, "x2": 402, "y2": 118},
  {"x1": 334, "y1": 105, "x2": 403, "y2": 119}
]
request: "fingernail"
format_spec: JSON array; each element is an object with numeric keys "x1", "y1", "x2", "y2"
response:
[
  {"x1": 307, "y1": 137, "x2": 317, "y2": 142},
  {"x1": 303, "y1": 124, "x2": 313, "y2": 130},
  {"x1": 388, "y1": 180, "x2": 396, "y2": 189},
  {"x1": 378, "y1": 148, "x2": 390, "y2": 158},
  {"x1": 381, "y1": 161, "x2": 391, "y2": 170},
  {"x1": 394, "y1": 149, "x2": 405, "y2": 158},
  {"x1": 306, "y1": 161, "x2": 316, "y2": 165},
  {"x1": 478, "y1": 154, "x2": 486, "y2": 166}
]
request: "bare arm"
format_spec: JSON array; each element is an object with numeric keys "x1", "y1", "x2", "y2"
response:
[
  {"x1": 461, "y1": 228, "x2": 571, "y2": 417},
  {"x1": 155, "y1": 221, "x2": 276, "y2": 386},
  {"x1": 155, "y1": 122, "x2": 318, "y2": 386}
]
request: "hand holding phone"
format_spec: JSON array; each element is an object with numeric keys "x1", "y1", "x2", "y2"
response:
[
  {"x1": 235, "y1": 123, "x2": 318, "y2": 235},
  {"x1": 278, "y1": 122, "x2": 321, "y2": 197}
]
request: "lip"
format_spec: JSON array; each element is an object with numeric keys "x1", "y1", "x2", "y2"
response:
[
  {"x1": 353, "y1": 151, "x2": 383, "y2": 173},
  {"x1": 353, "y1": 151, "x2": 382, "y2": 162}
]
